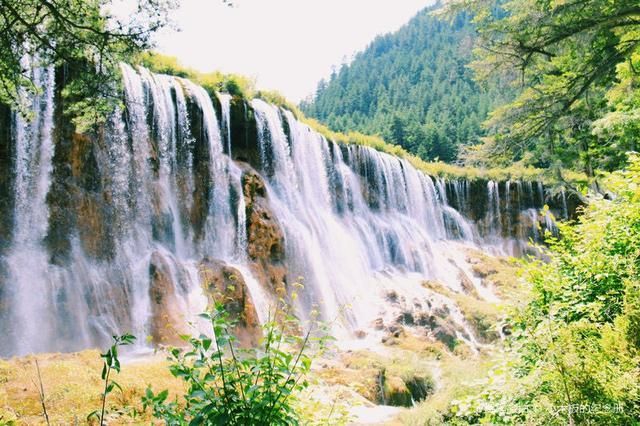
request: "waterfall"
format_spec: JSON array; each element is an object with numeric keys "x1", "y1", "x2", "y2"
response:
[
  {"x1": 486, "y1": 181, "x2": 502, "y2": 237},
  {"x1": 250, "y1": 102, "x2": 497, "y2": 336},
  {"x1": 0, "y1": 65, "x2": 567, "y2": 356},
  {"x1": 504, "y1": 180, "x2": 512, "y2": 233},
  {"x1": 537, "y1": 181, "x2": 545, "y2": 205},
  {"x1": 218, "y1": 93, "x2": 232, "y2": 155},
  {"x1": 4, "y1": 65, "x2": 55, "y2": 354},
  {"x1": 560, "y1": 189, "x2": 569, "y2": 219}
]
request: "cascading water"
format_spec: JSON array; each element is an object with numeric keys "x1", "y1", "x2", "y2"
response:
[
  {"x1": 250, "y1": 101, "x2": 507, "y2": 340},
  {"x1": 486, "y1": 181, "x2": 502, "y2": 238},
  {"x1": 218, "y1": 93, "x2": 233, "y2": 156},
  {"x1": 4, "y1": 65, "x2": 55, "y2": 355},
  {"x1": 0, "y1": 64, "x2": 568, "y2": 357}
]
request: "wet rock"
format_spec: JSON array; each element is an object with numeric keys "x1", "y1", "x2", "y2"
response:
[
  {"x1": 229, "y1": 98, "x2": 260, "y2": 168},
  {"x1": 405, "y1": 375, "x2": 435, "y2": 403},
  {"x1": 0, "y1": 104, "x2": 13, "y2": 254},
  {"x1": 187, "y1": 95, "x2": 211, "y2": 241},
  {"x1": 397, "y1": 310, "x2": 415, "y2": 326},
  {"x1": 373, "y1": 318, "x2": 385, "y2": 330},
  {"x1": 200, "y1": 258, "x2": 261, "y2": 347},
  {"x1": 430, "y1": 319, "x2": 458, "y2": 351},
  {"x1": 387, "y1": 324, "x2": 405, "y2": 338},
  {"x1": 467, "y1": 313, "x2": 500, "y2": 343},
  {"x1": 458, "y1": 272, "x2": 479, "y2": 298},
  {"x1": 354, "y1": 329, "x2": 367, "y2": 339},
  {"x1": 381, "y1": 336, "x2": 399, "y2": 346},
  {"x1": 148, "y1": 252, "x2": 188, "y2": 346},
  {"x1": 241, "y1": 166, "x2": 287, "y2": 291},
  {"x1": 246, "y1": 197, "x2": 283, "y2": 265},
  {"x1": 415, "y1": 312, "x2": 432, "y2": 327},
  {"x1": 70, "y1": 131, "x2": 115, "y2": 260},
  {"x1": 385, "y1": 290, "x2": 399, "y2": 303},
  {"x1": 76, "y1": 194, "x2": 114, "y2": 260},
  {"x1": 433, "y1": 306, "x2": 450, "y2": 319},
  {"x1": 45, "y1": 114, "x2": 120, "y2": 263}
]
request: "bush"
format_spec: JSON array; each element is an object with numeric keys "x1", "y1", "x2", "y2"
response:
[
  {"x1": 143, "y1": 302, "x2": 329, "y2": 425},
  {"x1": 447, "y1": 153, "x2": 640, "y2": 425}
]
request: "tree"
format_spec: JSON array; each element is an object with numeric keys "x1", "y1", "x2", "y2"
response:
[
  {"x1": 448, "y1": 0, "x2": 640, "y2": 173},
  {"x1": 0, "y1": 0, "x2": 176, "y2": 130},
  {"x1": 301, "y1": 6, "x2": 514, "y2": 163}
]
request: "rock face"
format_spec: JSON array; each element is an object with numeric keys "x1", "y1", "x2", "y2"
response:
[
  {"x1": 149, "y1": 254, "x2": 265, "y2": 347},
  {"x1": 44, "y1": 66, "x2": 120, "y2": 263},
  {"x1": 228, "y1": 97, "x2": 260, "y2": 167},
  {"x1": 148, "y1": 252, "x2": 189, "y2": 346},
  {"x1": 200, "y1": 258, "x2": 261, "y2": 346},
  {"x1": 428, "y1": 317, "x2": 459, "y2": 351},
  {"x1": 241, "y1": 164, "x2": 287, "y2": 291},
  {"x1": 445, "y1": 179, "x2": 582, "y2": 235},
  {"x1": 381, "y1": 289, "x2": 462, "y2": 350}
]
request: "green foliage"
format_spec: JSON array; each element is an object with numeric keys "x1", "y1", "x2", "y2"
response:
[
  {"x1": 0, "y1": 0, "x2": 175, "y2": 131},
  {"x1": 143, "y1": 303, "x2": 329, "y2": 425},
  {"x1": 592, "y1": 50, "x2": 640, "y2": 170},
  {"x1": 449, "y1": 0, "x2": 640, "y2": 174},
  {"x1": 0, "y1": 416, "x2": 15, "y2": 426},
  {"x1": 301, "y1": 6, "x2": 514, "y2": 162},
  {"x1": 448, "y1": 153, "x2": 640, "y2": 424},
  {"x1": 139, "y1": 51, "x2": 259, "y2": 100},
  {"x1": 88, "y1": 333, "x2": 136, "y2": 425}
]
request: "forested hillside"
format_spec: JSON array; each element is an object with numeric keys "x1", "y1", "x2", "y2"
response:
[{"x1": 300, "y1": 7, "x2": 513, "y2": 162}]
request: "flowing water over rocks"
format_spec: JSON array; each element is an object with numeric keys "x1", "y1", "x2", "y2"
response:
[{"x1": 0, "y1": 65, "x2": 578, "y2": 357}]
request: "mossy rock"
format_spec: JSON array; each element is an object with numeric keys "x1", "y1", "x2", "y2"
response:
[
  {"x1": 379, "y1": 372, "x2": 435, "y2": 407},
  {"x1": 433, "y1": 325, "x2": 458, "y2": 351},
  {"x1": 405, "y1": 375, "x2": 435, "y2": 402},
  {"x1": 381, "y1": 374, "x2": 413, "y2": 407},
  {"x1": 466, "y1": 311, "x2": 500, "y2": 343}
]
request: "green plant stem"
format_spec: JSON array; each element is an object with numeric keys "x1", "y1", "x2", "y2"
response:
[
  {"x1": 227, "y1": 338, "x2": 247, "y2": 405},
  {"x1": 100, "y1": 365, "x2": 111, "y2": 426},
  {"x1": 212, "y1": 320, "x2": 232, "y2": 410},
  {"x1": 264, "y1": 329, "x2": 312, "y2": 422}
]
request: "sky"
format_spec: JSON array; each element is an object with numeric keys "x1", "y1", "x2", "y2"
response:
[{"x1": 151, "y1": 0, "x2": 435, "y2": 102}]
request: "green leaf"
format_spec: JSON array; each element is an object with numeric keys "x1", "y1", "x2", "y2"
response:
[
  {"x1": 111, "y1": 380, "x2": 122, "y2": 393},
  {"x1": 202, "y1": 338, "x2": 212, "y2": 351},
  {"x1": 87, "y1": 410, "x2": 99, "y2": 421}
]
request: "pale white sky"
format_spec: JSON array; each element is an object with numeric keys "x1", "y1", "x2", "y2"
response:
[{"x1": 151, "y1": 0, "x2": 435, "y2": 102}]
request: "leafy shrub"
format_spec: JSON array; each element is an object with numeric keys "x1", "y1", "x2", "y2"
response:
[
  {"x1": 138, "y1": 52, "x2": 256, "y2": 99},
  {"x1": 143, "y1": 302, "x2": 328, "y2": 425},
  {"x1": 447, "y1": 153, "x2": 640, "y2": 425}
]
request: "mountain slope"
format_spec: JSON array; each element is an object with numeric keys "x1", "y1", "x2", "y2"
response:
[{"x1": 300, "y1": 7, "x2": 513, "y2": 162}]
